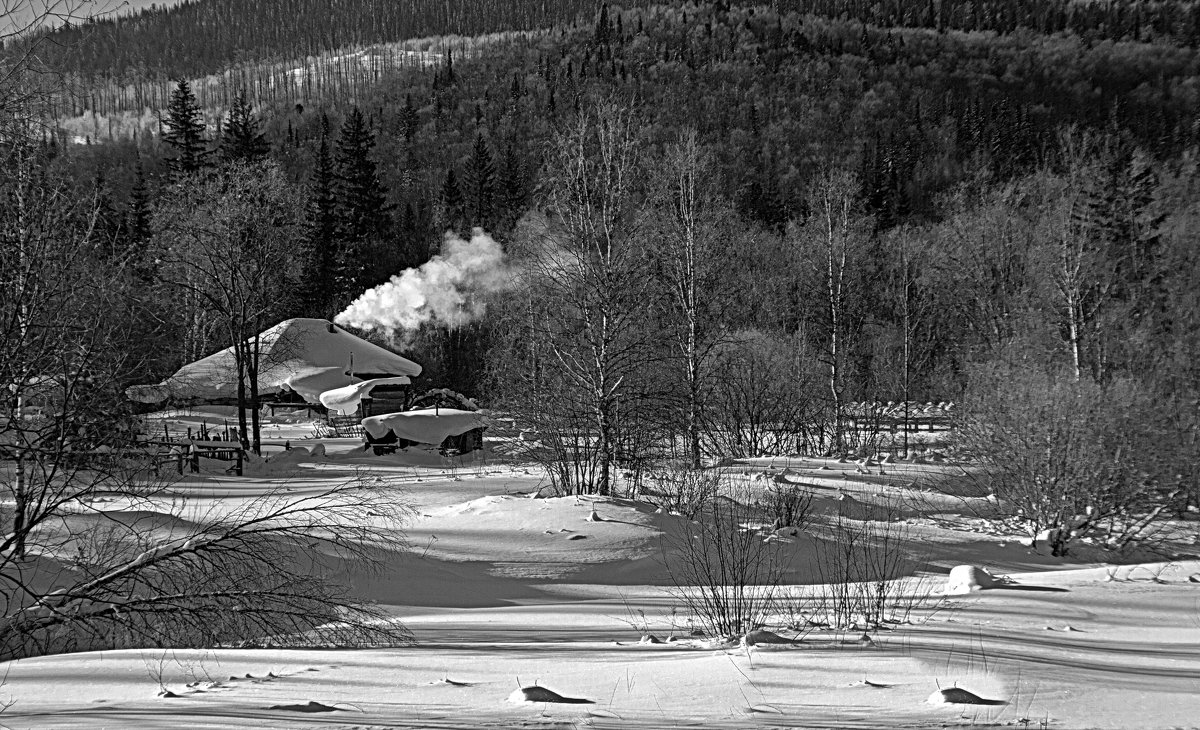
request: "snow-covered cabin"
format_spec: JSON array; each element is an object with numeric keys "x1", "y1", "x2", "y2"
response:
[{"x1": 125, "y1": 318, "x2": 421, "y2": 409}]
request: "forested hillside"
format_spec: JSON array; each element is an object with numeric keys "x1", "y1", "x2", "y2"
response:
[
  {"x1": 6, "y1": 2, "x2": 1200, "y2": 495},
  {"x1": 24, "y1": 0, "x2": 1200, "y2": 84}
]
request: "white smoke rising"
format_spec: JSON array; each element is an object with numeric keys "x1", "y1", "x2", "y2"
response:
[{"x1": 334, "y1": 228, "x2": 511, "y2": 336}]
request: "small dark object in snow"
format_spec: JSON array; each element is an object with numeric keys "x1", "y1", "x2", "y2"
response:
[
  {"x1": 639, "y1": 634, "x2": 662, "y2": 644},
  {"x1": 568, "y1": 534, "x2": 588, "y2": 540},
  {"x1": 509, "y1": 686, "x2": 594, "y2": 704},
  {"x1": 268, "y1": 700, "x2": 340, "y2": 713},
  {"x1": 850, "y1": 679, "x2": 891, "y2": 688},
  {"x1": 587, "y1": 508, "x2": 603, "y2": 522},
  {"x1": 742, "y1": 629, "x2": 798, "y2": 646},
  {"x1": 1189, "y1": 574, "x2": 1200, "y2": 583},
  {"x1": 440, "y1": 677, "x2": 473, "y2": 686},
  {"x1": 927, "y1": 687, "x2": 1007, "y2": 706},
  {"x1": 157, "y1": 690, "x2": 182, "y2": 698}
]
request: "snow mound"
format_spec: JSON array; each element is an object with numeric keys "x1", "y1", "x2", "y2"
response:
[
  {"x1": 926, "y1": 687, "x2": 1007, "y2": 706},
  {"x1": 507, "y1": 686, "x2": 594, "y2": 704},
  {"x1": 944, "y1": 565, "x2": 1002, "y2": 594},
  {"x1": 742, "y1": 629, "x2": 799, "y2": 647},
  {"x1": 267, "y1": 700, "x2": 341, "y2": 712}
]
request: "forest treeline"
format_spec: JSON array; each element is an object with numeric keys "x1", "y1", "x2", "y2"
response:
[{"x1": 18, "y1": 0, "x2": 1200, "y2": 86}]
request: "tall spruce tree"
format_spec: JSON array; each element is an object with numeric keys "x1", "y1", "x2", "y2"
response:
[
  {"x1": 464, "y1": 133, "x2": 497, "y2": 230},
  {"x1": 220, "y1": 90, "x2": 268, "y2": 163},
  {"x1": 498, "y1": 143, "x2": 527, "y2": 229},
  {"x1": 400, "y1": 94, "x2": 419, "y2": 143},
  {"x1": 127, "y1": 160, "x2": 151, "y2": 243},
  {"x1": 162, "y1": 79, "x2": 208, "y2": 177},
  {"x1": 298, "y1": 115, "x2": 339, "y2": 317},
  {"x1": 440, "y1": 167, "x2": 465, "y2": 232},
  {"x1": 333, "y1": 107, "x2": 390, "y2": 300}
]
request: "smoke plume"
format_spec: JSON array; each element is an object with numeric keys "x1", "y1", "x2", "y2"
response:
[{"x1": 334, "y1": 228, "x2": 511, "y2": 336}]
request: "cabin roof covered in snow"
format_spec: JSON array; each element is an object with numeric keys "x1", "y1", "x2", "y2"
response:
[{"x1": 126, "y1": 318, "x2": 421, "y2": 405}]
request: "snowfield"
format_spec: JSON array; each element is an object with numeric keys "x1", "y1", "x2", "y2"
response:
[{"x1": 3, "y1": 412, "x2": 1199, "y2": 729}]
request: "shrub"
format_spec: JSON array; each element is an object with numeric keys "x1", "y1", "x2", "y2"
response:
[
  {"x1": 645, "y1": 466, "x2": 722, "y2": 519},
  {"x1": 813, "y1": 502, "x2": 924, "y2": 630},
  {"x1": 955, "y1": 364, "x2": 1180, "y2": 556},
  {"x1": 760, "y1": 480, "x2": 815, "y2": 530},
  {"x1": 662, "y1": 486, "x2": 791, "y2": 638}
]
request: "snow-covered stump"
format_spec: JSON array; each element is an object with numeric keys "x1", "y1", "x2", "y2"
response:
[
  {"x1": 508, "y1": 685, "x2": 593, "y2": 704},
  {"x1": 944, "y1": 565, "x2": 1002, "y2": 595},
  {"x1": 926, "y1": 687, "x2": 1007, "y2": 706}
]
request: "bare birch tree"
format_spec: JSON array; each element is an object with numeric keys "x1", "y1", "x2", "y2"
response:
[
  {"x1": 793, "y1": 169, "x2": 870, "y2": 455},
  {"x1": 649, "y1": 130, "x2": 738, "y2": 467},
  {"x1": 500, "y1": 103, "x2": 658, "y2": 495}
]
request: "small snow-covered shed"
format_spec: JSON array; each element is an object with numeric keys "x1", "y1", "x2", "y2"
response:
[
  {"x1": 361, "y1": 408, "x2": 487, "y2": 455},
  {"x1": 126, "y1": 318, "x2": 422, "y2": 407}
]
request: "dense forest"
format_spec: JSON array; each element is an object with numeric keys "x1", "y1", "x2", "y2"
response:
[
  {"x1": 24, "y1": 0, "x2": 1200, "y2": 84},
  {"x1": 3, "y1": 0, "x2": 1199, "y2": 499}
]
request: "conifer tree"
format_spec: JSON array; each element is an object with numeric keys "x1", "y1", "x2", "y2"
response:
[
  {"x1": 400, "y1": 94, "x2": 419, "y2": 143},
  {"x1": 464, "y1": 133, "x2": 497, "y2": 230},
  {"x1": 298, "y1": 115, "x2": 339, "y2": 317},
  {"x1": 498, "y1": 143, "x2": 527, "y2": 229},
  {"x1": 440, "y1": 167, "x2": 465, "y2": 232},
  {"x1": 333, "y1": 107, "x2": 390, "y2": 298},
  {"x1": 220, "y1": 90, "x2": 268, "y2": 163},
  {"x1": 89, "y1": 168, "x2": 123, "y2": 251},
  {"x1": 127, "y1": 160, "x2": 151, "y2": 244},
  {"x1": 162, "y1": 79, "x2": 208, "y2": 177}
]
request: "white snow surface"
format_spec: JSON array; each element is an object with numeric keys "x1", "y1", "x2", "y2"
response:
[
  {"x1": 6, "y1": 432, "x2": 1200, "y2": 730},
  {"x1": 361, "y1": 407, "x2": 485, "y2": 443},
  {"x1": 126, "y1": 318, "x2": 421, "y2": 405}
]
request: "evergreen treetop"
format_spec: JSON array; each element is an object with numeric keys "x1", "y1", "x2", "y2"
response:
[
  {"x1": 221, "y1": 90, "x2": 269, "y2": 163},
  {"x1": 162, "y1": 79, "x2": 209, "y2": 177}
]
